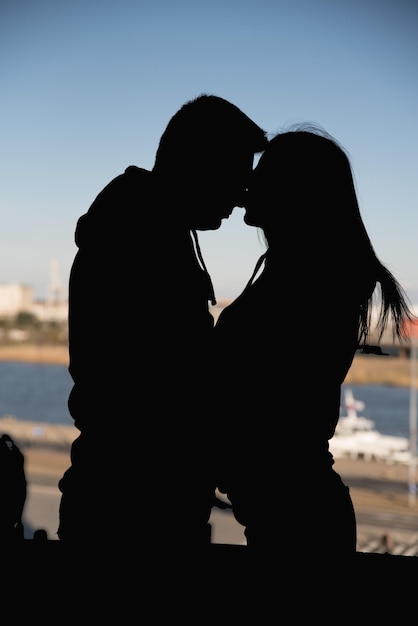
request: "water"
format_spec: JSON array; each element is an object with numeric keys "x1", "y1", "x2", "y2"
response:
[
  {"x1": 0, "y1": 362, "x2": 416, "y2": 438},
  {"x1": 341, "y1": 383, "x2": 413, "y2": 439},
  {"x1": 0, "y1": 362, "x2": 73, "y2": 425}
]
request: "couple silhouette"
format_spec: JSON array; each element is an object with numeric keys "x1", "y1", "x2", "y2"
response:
[{"x1": 57, "y1": 94, "x2": 414, "y2": 563}]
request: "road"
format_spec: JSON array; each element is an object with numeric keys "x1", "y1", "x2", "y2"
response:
[{"x1": 20, "y1": 447, "x2": 418, "y2": 554}]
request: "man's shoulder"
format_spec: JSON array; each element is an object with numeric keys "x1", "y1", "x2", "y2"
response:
[
  {"x1": 108, "y1": 165, "x2": 150, "y2": 187},
  {"x1": 75, "y1": 166, "x2": 152, "y2": 244},
  {"x1": 123, "y1": 165, "x2": 149, "y2": 176},
  {"x1": 90, "y1": 166, "x2": 151, "y2": 205}
]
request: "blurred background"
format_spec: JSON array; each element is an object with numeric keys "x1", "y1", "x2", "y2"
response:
[
  {"x1": 1, "y1": 0, "x2": 418, "y2": 552},
  {"x1": 1, "y1": 0, "x2": 417, "y2": 305}
]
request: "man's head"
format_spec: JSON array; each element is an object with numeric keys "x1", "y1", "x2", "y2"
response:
[{"x1": 152, "y1": 94, "x2": 268, "y2": 230}]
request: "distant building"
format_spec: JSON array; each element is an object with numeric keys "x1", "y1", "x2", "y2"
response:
[
  {"x1": 30, "y1": 299, "x2": 68, "y2": 322},
  {"x1": 0, "y1": 283, "x2": 34, "y2": 317},
  {"x1": 0, "y1": 260, "x2": 68, "y2": 322},
  {"x1": 0, "y1": 283, "x2": 67, "y2": 322}
]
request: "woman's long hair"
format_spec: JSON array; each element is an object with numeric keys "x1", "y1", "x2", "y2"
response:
[{"x1": 253, "y1": 124, "x2": 415, "y2": 345}]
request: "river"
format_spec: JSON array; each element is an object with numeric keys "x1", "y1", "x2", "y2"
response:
[
  {"x1": 0, "y1": 361, "x2": 73, "y2": 425},
  {"x1": 0, "y1": 362, "x2": 416, "y2": 439}
]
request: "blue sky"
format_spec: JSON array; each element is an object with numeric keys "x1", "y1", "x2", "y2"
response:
[{"x1": 1, "y1": 0, "x2": 417, "y2": 306}]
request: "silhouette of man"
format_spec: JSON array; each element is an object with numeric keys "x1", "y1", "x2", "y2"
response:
[{"x1": 58, "y1": 94, "x2": 267, "y2": 551}]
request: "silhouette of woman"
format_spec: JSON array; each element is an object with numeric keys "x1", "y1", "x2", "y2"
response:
[{"x1": 214, "y1": 125, "x2": 415, "y2": 560}]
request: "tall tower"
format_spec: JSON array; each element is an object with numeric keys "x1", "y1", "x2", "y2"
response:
[{"x1": 46, "y1": 258, "x2": 66, "y2": 308}]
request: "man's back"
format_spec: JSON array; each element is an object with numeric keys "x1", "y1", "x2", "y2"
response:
[{"x1": 59, "y1": 166, "x2": 217, "y2": 546}]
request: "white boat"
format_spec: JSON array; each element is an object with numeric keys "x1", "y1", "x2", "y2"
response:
[{"x1": 330, "y1": 388, "x2": 411, "y2": 464}]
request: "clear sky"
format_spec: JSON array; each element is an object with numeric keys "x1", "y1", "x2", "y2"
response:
[{"x1": 1, "y1": 0, "x2": 417, "y2": 306}]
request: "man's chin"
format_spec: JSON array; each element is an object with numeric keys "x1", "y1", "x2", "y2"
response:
[{"x1": 243, "y1": 214, "x2": 256, "y2": 227}]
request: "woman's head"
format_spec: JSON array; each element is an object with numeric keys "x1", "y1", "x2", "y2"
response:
[
  {"x1": 245, "y1": 125, "x2": 363, "y2": 244},
  {"x1": 245, "y1": 124, "x2": 415, "y2": 343}
]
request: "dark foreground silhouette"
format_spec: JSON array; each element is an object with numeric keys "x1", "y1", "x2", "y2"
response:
[
  {"x1": 0, "y1": 433, "x2": 26, "y2": 542},
  {"x1": 1, "y1": 434, "x2": 418, "y2": 613}
]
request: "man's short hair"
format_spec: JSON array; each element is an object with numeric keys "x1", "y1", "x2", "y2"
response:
[{"x1": 153, "y1": 94, "x2": 267, "y2": 173}]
